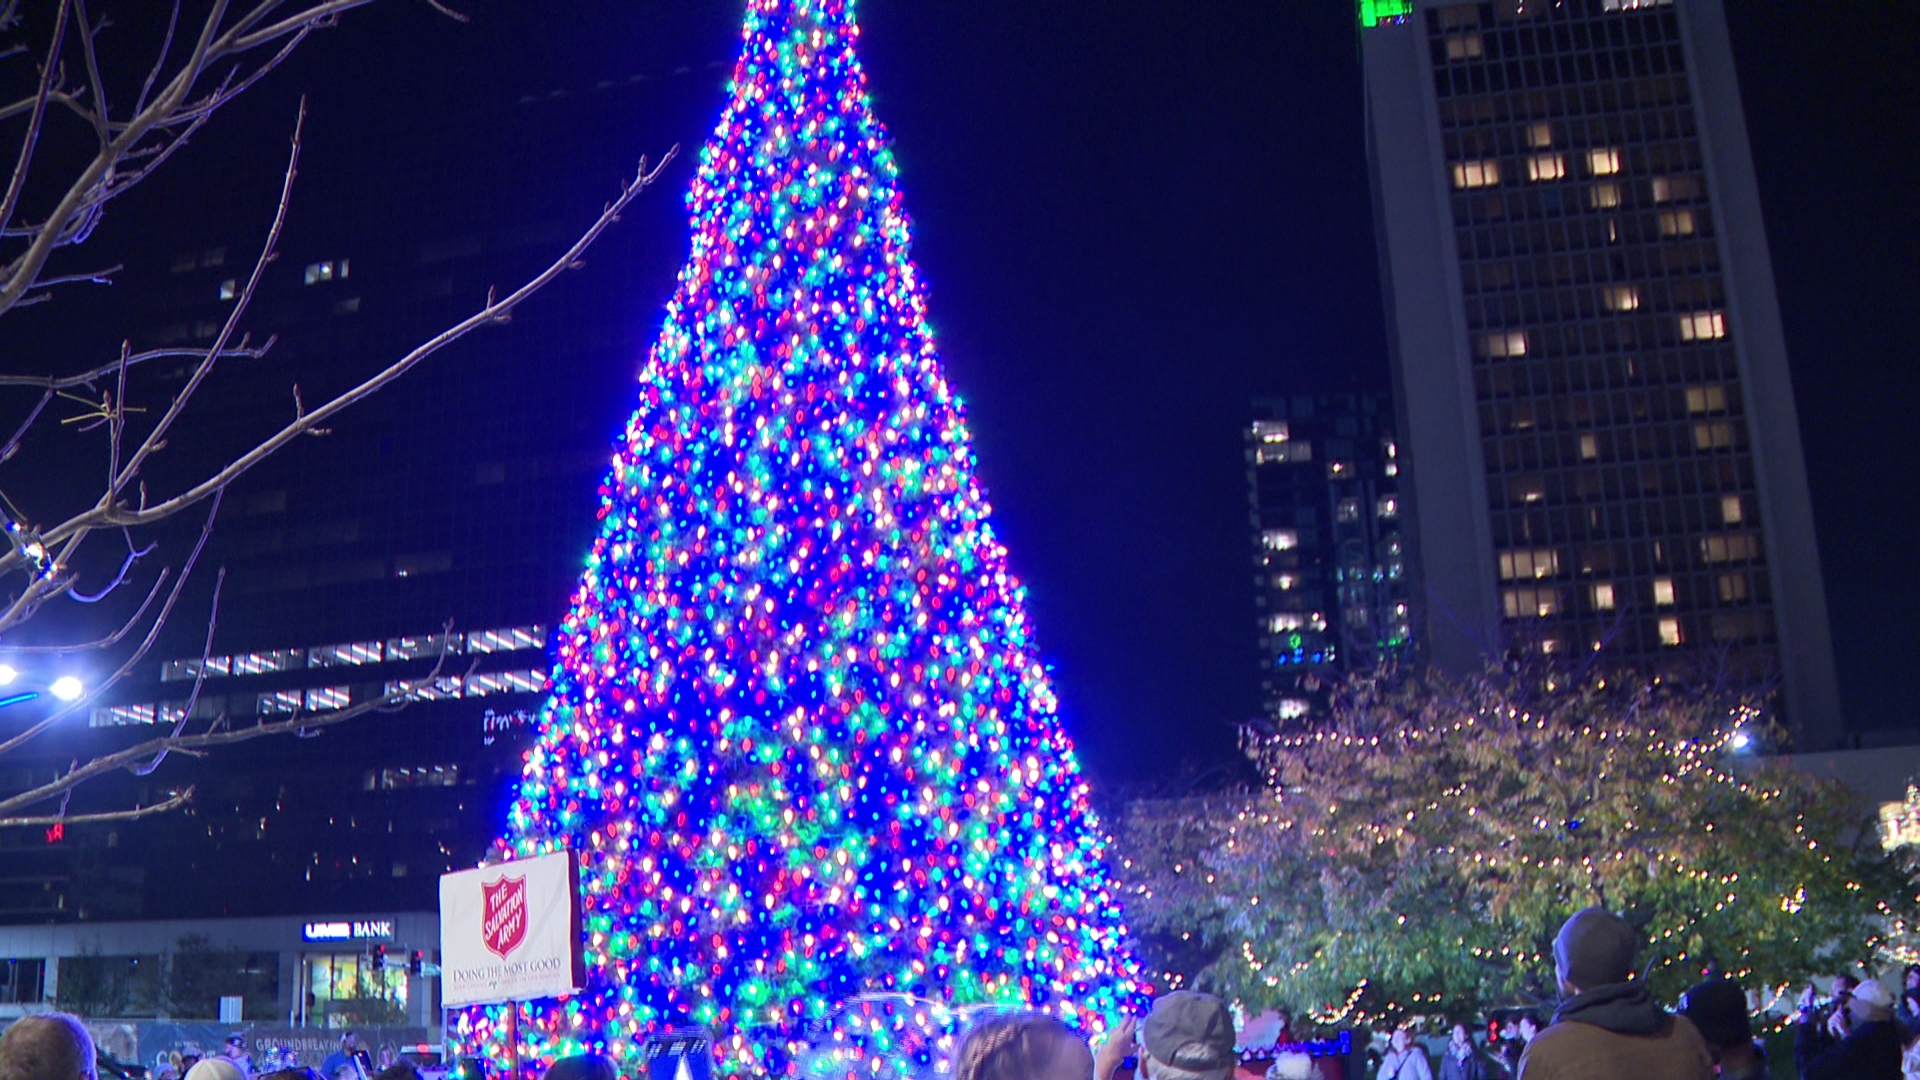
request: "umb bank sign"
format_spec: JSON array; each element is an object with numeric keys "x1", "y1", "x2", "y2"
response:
[{"x1": 439, "y1": 850, "x2": 585, "y2": 1007}]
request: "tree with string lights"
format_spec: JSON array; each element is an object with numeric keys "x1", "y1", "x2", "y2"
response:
[
  {"x1": 1121, "y1": 664, "x2": 1919, "y2": 1026},
  {"x1": 445, "y1": 0, "x2": 1141, "y2": 1075}
]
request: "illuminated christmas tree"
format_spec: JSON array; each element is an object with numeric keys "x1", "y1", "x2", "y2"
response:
[{"x1": 448, "y1": 0, "x2": 1142, "y2": 1074}]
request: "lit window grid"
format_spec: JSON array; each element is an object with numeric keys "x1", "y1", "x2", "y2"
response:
[
  {"x1": 384, "y1": 669, "x2": 548, "y2": 702},
  {"x1": 161, "y1": 625, "x2": 547, "y2": 680},
  {"x1": 1426, "y1": 5, "x2": 1773, "y2": 660}
]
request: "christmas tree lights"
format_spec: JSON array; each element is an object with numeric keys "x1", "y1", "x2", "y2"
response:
[{"x1": 447, "y1": 1, "x2": 1141, "y2": 1073}]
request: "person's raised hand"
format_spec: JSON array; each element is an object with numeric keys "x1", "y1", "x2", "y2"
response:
[{"x1": 1094, "y1": 1017, "x2": 1138, "y2": 1080}]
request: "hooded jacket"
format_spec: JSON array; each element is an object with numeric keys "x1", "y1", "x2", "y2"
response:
[{"x1": 1515, "y1": 983, "x2": 1714, "y2": 1080}]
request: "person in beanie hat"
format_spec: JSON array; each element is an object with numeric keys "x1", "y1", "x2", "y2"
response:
[
  {"x1": 1140, "y1": 991, "x2": 1237, "y2": 1080},
  {"x1": 1515, "y1": 907, "x2": 1711, "y2": 1080},
  {"x1": 1795, "y1": 976, "x2": 1902, "y2": 1080},
  {"x1": 1678, "y1": 978, "x2": 1768, "y2": 1080}
]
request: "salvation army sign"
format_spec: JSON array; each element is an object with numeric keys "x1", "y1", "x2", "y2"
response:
[
  {"x1": 482, "y1": 875, "x2": 528, "y2": 958},
  {"x1": 440, "y1": 850, "x2": 584, "y2": 1007}
]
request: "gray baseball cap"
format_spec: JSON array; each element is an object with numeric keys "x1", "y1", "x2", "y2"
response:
[{"x1": 1142, "y1": 991, "x2": 1237, "y2": 1070}]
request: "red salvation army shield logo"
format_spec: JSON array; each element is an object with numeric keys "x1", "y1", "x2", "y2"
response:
[{"x1": 481, "y1": 875, "x2": 529, "y2": 959}]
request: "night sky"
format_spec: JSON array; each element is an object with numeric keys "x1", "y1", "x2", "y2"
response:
[{"x1": 35, "y1": 2, "x2": 1920, "y2": 783}]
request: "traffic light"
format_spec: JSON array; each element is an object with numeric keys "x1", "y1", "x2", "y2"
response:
[
  {"x1": 371, "y1": 944, "x2": 387, "y2": 972},
  {"x1": 408, "y1": 950, "x2": 424, "y2": 977}
]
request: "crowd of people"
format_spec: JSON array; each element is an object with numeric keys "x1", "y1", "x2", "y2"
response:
[{"x1": 3, "y1": 908, "x2": 1918, "y2": 1080}]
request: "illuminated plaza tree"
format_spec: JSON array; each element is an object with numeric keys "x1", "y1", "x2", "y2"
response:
[
  {"x1": 1123, "y1": 665, "x2": 1919, "y2": 1025},
  {"x1": 449, "y1": 0, "x2": 1141, "y2": 1073}
]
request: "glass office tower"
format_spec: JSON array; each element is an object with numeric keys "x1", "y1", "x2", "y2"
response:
[{"x1": 1361, "y1": 0, "x2": 1840, "y2": 744}]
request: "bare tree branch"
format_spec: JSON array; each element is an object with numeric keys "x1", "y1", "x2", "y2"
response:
[
  {"x1": 71, "y1": 0, "x2": 110, "y2": 141},
  {"x1": 0, "y1": 643, "x2": 460, "y2": 819},
  {"x1": 0, "y1": 0, "x2": 71, "y2": 238},
  {"x1": 0, "y1": 489, "x2": 223, "y2": 759},
  {"x1": 0, "y1": 785, "x2": 194, "y2": 828},
  {"x1": 3, "y1": 149, "x2": 676, "y2": 591},
  {"x1": 0, "y1": 342, "x2": 277, "y2": 392}
]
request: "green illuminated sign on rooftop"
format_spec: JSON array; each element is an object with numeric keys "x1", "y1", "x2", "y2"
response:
[{"x1": 1359, "y1": 0, "x2": 1415, "y2": 28}]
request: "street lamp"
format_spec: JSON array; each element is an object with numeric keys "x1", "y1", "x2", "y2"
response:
[
  {"x1": 48, "y1": 676, "x2": 83, "y2": 702},
  {"x1": 0, "y1": 665, "x2": 14, "y2": 685}
]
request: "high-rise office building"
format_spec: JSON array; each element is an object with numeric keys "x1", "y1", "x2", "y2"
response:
[
  {"x1": 1247, "y1": 395, "x2": 1411, "y2": 724},
  {"x1": 1361, "y1": 0, "x2": 1840, "y2": 744}
]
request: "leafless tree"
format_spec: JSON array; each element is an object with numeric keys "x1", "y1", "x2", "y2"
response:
[{"x1": 0, "y1": 1, "x2": 675, "y2": 826}]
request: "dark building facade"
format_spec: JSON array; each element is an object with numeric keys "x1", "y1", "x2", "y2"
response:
[
  {"x1": 1361, "y1": 0, "x2": 1841, "y2": 743},
  {"x1": 1247, "y1": 395, "x2": 1411, "y2": 724},
  {"x1": 0, "y1": 6, "x2": 738, "y2": 930}
]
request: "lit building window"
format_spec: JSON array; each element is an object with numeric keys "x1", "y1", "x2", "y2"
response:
[
  {"x1": 1377, "y1": 496, "x2": 1399, "y2": 518},
  {"x1": 1451, "y1": 159, "x2": 1501, "y2": 190},
  {"x1": 465, "y1": 670, "x2": 549, "y2": 697},
  {"x1": 1592, "y1": 583, "x2": 1616, "y2": 610},
  {"x1": 386, "y1": 634, "x2": 462, "y2": 661},
  {"x1": 1497, "y1": 548, "x2": 1559, "y2": 580},
  {"x1": 1679, "y1": 310, "x2": 1727, "y2": 341},
  {"x1": 1262, "y1": 529, "x2": 1298, "y2": 552},
  {"x1": 385, "y1": 677, "x2": 462, "y2": 701},
  {"x1": 1326, "y1": 460, "x2": 1351, "y2": 478},
  {"x1": 1700, "y1": 533, "x2": 1759, "y2": 563},
  {"x1": 1720, "y1": 495, "x2": 1744, "y2": 524},
  {"x1": 218, "y1": 279, "x2": 236, "y2": 301},
  {"x1": 1659, "y1": 209, "x2": 1697, "y2": 236},
  {"x1": 1685, "y1": 384, "x2": 1728, "y2": 413},
  {"x1": 1527, "y1": 122, "x2": 1553, "y2": 148},
  {"x1": 1658, "y1": 617, "x2": 1683, "y2": 646},
  {"x1": 1579, "y1": 434, "x2": 1600, "y2": 461},
  {"x1": 1476, "y1": 330, "x2": 1528, "y2": 358},
  {"x1": 372, "y1": 765, "x2": 461, "y2": 791},
  {"x1": 230, "y1": 649, "x2": 303, "y2": 676},
  {"x1": 1258, "y1": 440, "x2": 1310, "y2": 465},
  {"x1": 1502, "y1": 587, "x2": 1558, "y2": 618},
  {"x1": 1444, "y1": 33, "x2": 1484, "y2": 59},
  {"x1": 161, "y1": 656, "x2": 231, "y2": 682},
  {"x1": 1717, "y1": 573, "x2": 1750, "y2": 602},
  {"x1": 1588, "y1": 148, "x2": 1623, "y2": 176},
  {"x1": 303, "y1": 259, "x2": 350, "y2": 285},
  {"x1": 1604, "y1": 0, "x2": 1674, "y2": 10},
  {"x1": 1589, "y1": 183, "x2": 1621, "y2": 209},
  {"x1": 466, "y1": 626, "x2": 547, "y2": 654},
  {"x1": 1252, "y1": 420, "x2": 1289, "y2": 443},
  {"x1": 1650, "y1": 174, "x2": 1701, "y2": 202},
  {"x1": 90, "y1": 704, "x2": 156, "y2": 728},
  {"x1": 1601, "y1": 285, "x2": 1641, "y2": 312},
  {"x1": 305, "y1": 686, "x2": 350, "y2": 712},
  {"x1": 1273, "y1": 573, "x2": 1299, "y2": 590},
  {"x1": 1527, "y1": 153, "x2": 1567, "y2": 182},
  {"x1": 1277, "y1": 699, "x2": 1311, "y2": 721},
  {"x1": 1337, "y1": 498, "x2": 1361, "y2": 524},
  {"x1": 1508, "y1": 475, "x2": 1546, "y2": 503},
  {"x1": 310, "y1": 641, "x2": 383, "y2": 667},
  {"x1": 1694, "y1": 422, "x2": 1736, "y2": 450},
  {"x1": 1653, "y1": 578, "x2": 1677, "y2": 606},
  {"x1": 259, "y1": 689, "x2": 304, "y2": 715}
]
